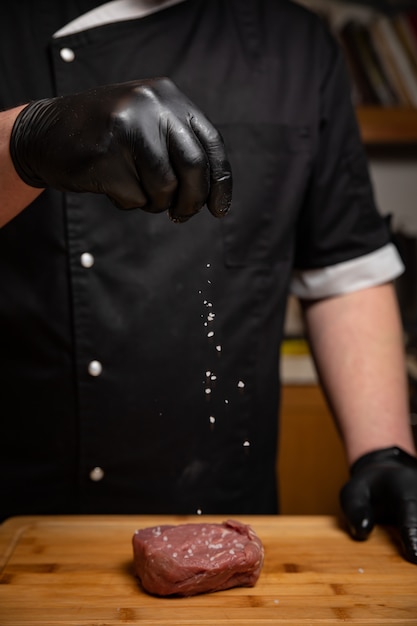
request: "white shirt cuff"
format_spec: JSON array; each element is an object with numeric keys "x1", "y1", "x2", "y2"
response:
[{"x1": 290, "y1": 243, "x2": 404, "y2": 299}]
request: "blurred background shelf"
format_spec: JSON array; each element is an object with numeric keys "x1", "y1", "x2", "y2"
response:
[
  {"x1": 356, "y1": 105, "x2": 417, "y2": 143},
  {"x1": 280, "y1": 0, "x2": 417, "y2": 515}
]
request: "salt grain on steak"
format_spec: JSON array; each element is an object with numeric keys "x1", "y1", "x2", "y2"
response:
[{"x1": 132, "y1": 519, "x2": 264, "y2": 596}]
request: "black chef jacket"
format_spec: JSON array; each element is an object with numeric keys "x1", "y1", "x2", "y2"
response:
[{"x1": 0, "y1": 0, "x2": 399, "y2": 520}]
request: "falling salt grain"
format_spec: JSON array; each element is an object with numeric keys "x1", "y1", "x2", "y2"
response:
[
  {"x1": 216, "y1": 345, "x2": 222, "y2": 352},
  {"x1": 209, "y1": 416, "x2": 216, "y2": 424},
  {"x1": 274, "y1": 599, "x2": 280, "y2": 605},
  {"x1": 196, "y1": 509, "x2": 203, "y2": 515},
  {"x1": 210, "y1": 375, "x2": 217, "y2": 381},
  {"x1": 206, "y1": 371, "x2": 211, "y2": 377},
  {"x1": 358, "y1": 568, "x2": 364, "y2": 574},
  {"x1": 225, "y1": 399, "x2": 229, "y2": 404},
  {"x1": 205, "y1": 388, "x2": 211, "y2": 395},
  {"x1": 238, "y1": 380, "x2": 245, "y2": 389},
  {"x1": 206, "y1": 263, "x2": 211, "y2": 268},
  {"x1": 243, "y1": 440, "x2": 250, "y2": 448},
  {"x1": 207, "y1": 331, "x2": 214, "y2": 338}
]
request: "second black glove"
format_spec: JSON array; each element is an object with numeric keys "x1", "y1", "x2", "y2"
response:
[{"x1": 340, "y1": 445, "x2": 417, "y2": 564}]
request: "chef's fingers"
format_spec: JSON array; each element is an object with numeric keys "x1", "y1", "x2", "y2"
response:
[
  {"x1": 98, "y1": 160, "x2": 150, "y2": 211},
  {"x1": 339, "y1": 480, "x2": 375, "y2": 541},
  {"x1": 398, "y1": 497, "x2": 417, "y2": 564},
  {"x1": 189, "y1": 115, "x2": 232, "y2": 219},
  {"x1": 400, "y1": 526, "x2": 417, "y2": 564},
  {"x1": 166, "y1": 121, "x2": 211, "y2": 222}
]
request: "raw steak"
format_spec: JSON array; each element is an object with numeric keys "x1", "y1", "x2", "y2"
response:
[{"x1": 132, "y1": 519, "x2": 264, "y2": 596}]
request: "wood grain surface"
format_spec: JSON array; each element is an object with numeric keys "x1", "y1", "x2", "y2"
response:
[{"x1": 0, "y1": 514, "x2": 416, "y2": 625}]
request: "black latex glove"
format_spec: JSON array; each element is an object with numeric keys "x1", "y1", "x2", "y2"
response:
[
  {"x1": 340, "y1": 446, "x2": 417, "y2": 564},
  {"x1": 10, "y1": 78, "x2": 232, "y2": 222}
]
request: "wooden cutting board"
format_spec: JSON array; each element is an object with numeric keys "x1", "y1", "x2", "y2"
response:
[{"x1": 0, "y1": 514, "x2": 416, "y2": 625}]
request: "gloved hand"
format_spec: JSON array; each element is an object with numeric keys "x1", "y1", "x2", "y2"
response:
[
  {"x1": 340, "y1": 446, "x2": 417, "y2": 564},
  {"x1": 9, "y1": 78, "x2": 232, "y2": 222}
]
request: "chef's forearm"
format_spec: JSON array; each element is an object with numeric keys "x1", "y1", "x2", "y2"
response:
[
  {"x1": 0, "y1": 106, "x2": 43, "y2": 227},
  {"x1": 301, "y1": 282, "x2": 416, "y2": 465}
]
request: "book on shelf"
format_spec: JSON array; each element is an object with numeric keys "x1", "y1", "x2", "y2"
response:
[
  {"x1": 408, "y1": 10, "x2": 417, "y2": 41},
  {"x1": 339, "y1": 21, "x2": 381, "y2": 104},
  {"x1": 331, "y1": 8, "x2": 417, "y2": 109},
  {"x1": 392, "y1": 12, "x2": 417, "y2": 76},
  {"x1": 370, "y1": 14, "x2": 417, "y2": 106},
  {"x1": 298, "y1": 0, "x2": 417, "y2": 110},
  {"x1": 340, "y1": 20, "x2": 400, "y2": 105}
]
